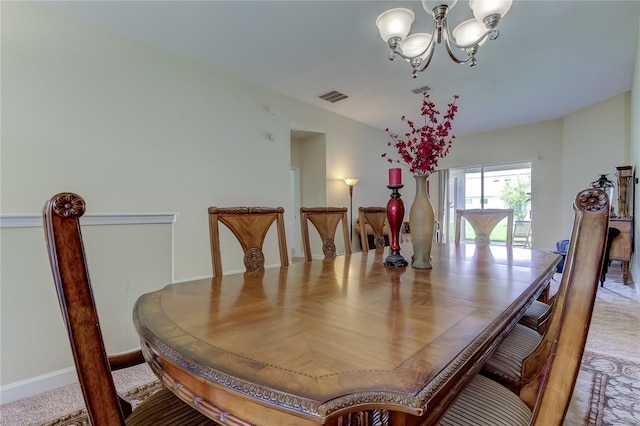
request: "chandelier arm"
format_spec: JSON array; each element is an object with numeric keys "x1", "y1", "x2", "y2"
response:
[
  {"x1": 442, "y1": 29, "x2": 475, "y2": 65},
  {"x1": 390, "y1": 41, "x2": 434, "y2": 61},
  {"x1": 405, "y1": 15, "x2": 440, "y2": 74},
  {"x1": 414, "y1": 43, "x2": 437, "y2": 73}
]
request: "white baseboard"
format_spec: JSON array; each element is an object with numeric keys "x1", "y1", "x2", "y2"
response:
[
  {"x1": 0, "y1": 263, "x2": 286, "y2": 405},
  {"x1": 0, "y1": 367, "x2": 78, "y2": 404}
]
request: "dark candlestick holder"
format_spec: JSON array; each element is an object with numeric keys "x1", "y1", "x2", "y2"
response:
[{"x1": 384, "y1": 185, "x2": 408, "y2": 267}]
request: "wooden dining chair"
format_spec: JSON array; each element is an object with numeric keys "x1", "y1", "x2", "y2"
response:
[
  {"x1": 300, "y1": 207, "x2": 351, "y2": 261},
  {"x1": 357, "y1": 207, "x2": 388, "y2": 252},
  {"x1": 208, "y1": 206, "x2": 288, "y2": 277},
  {"x1": 483, "y1": 188, "x2": 609, "y2": 406},
  {"x1": 512, "y1": 220, "x2": 532, "y2": 248},
  {"x1": 43, "y1": 192, "x2": 216, "y2": 426},
  {"x1": 437, "y1": 188, "x2": 609, "y2": 425},
  {"x1": 518, "y1": 297, "x2": 553, "y2": 334},
  {"x1": 455, "y1": 208, "x2": 514, "y2": 246}
]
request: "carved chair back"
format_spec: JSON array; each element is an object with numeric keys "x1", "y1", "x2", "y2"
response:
[
  {"x1": 300, "y1": 207, "x2": 351, "y2": 261},
  {"x1": 455, "y1": 208, "x2": 514, "y2": 246},
  {"x1": 43, "y1": 193, "x2": 126, "y2": 425},
  {"x1": 208, "y1": 207, "x2": 288, "y2": 277},
  {"x1": 43, "y1": 193, "x2": 216, "y2": 426},
  {"x1": 357, "y1": 207, "x2": 388, "y2": 252},
  {"x1": 530, "y1": 188, "x2": 609, "y2": 424}
]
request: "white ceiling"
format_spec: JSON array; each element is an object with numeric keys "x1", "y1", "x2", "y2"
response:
[{"x1": 45, "y1": 0, "x2": 640, "y2": 137}]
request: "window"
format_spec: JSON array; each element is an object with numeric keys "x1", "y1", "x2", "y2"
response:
[{"x1": 445, "y1": 161, "x2": 532, "y2": 245}]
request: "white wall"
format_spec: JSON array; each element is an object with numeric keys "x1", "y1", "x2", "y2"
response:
[
  {"x1": 1, "y1": 3, "x2": 387, "y2": 281},
  {"x1": 562, "y1": 94, "x2": 631, "y2": 231},
  {"x1": 441, "y1": 119, "x2": 564, "y2": 248},
  {"x1": 1, "y1": 2, "x2": 636, "y2": 398},
  {"x1": 443, "y1": 92, "x2": 633, "y2": 248},
  {"x1": 0, "y1": 2, "x2": 389, "y2": 395},
  {"x1": 0, "y1": 219, "x2": 174, "y2": 402}
]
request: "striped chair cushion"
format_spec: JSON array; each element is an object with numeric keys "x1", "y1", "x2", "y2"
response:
[
  {"x1": 439, "y1": 375, "x2": 532, "y2": 426},
  {"x1": 126, "y1": 388, "x2": 219, "y2": 425},
  {"x1": 482, "y1": 324, "x2": 542, "y2": 388},
  {"x1": 519, "y1": 300, "x2": 552, "y2": 332}
]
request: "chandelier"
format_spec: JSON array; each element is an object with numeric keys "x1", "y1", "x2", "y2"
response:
[{"x1": 376, "y1": 0, "x2": 513, "y2": 78}]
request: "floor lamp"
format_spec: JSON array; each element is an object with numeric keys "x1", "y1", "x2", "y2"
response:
[{"x1": 344, "y1": 178, "x2": 359, "y2": 242}]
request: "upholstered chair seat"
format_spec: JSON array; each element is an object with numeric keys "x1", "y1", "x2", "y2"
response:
[
  {"x1": 438, "y1": 375, "x2": 532, "y2": 426},
  {"x1": 482, "y1": 324, "x2": 542, "y2": 391},
  {"x1": 519, "y1": 299, "x2": 552, "y2": 333},
  {"x1": 126, "y1": 388, "x2": 215, "y2": 425}
]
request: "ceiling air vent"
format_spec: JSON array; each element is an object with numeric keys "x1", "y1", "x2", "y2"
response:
[
  {"x1": 411, "y1": 85, "x2": 431, "y2": 94},
  {"x1": 318, "y1": 90, "x2": 349, "y2": 103}
]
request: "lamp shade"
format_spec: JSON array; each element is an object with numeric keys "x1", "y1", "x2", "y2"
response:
[
  {"x1": 422, "y1": 0, "x2": 458, "y2": 15},
  {"x1": 469, "y1": 0, "x2": 513, "y2": 21},
  {"x1": 453, "y1": 19, "x2": 487, "y2": 46},
  {"x1": 376, "y1": 8, "x2": 415, "y2": 41},
  {"x1": 344, "y1": 178, "x2": 359, "y2": 186},
  {"x1": 400, "y1": 33, "x2": 433, "y2": 58}
]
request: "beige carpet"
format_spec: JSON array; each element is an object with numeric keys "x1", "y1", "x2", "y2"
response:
[
  {"x1": 564, "y1": 263, "x2": 640, "y2": 426},
  {"x1": 0, "y1": 363, "x2": 161, "y2": 426},
  {"x1": 1, "y1": 264, "x2": 638, "y2": 426},
  {"x1": 568, "y1": 350, "x2": 640, "y2": 426}
]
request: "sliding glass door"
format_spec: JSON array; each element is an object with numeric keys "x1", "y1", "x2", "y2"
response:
[{"x1": 446, "y1": 162, "x2": 532, "y2": 245}]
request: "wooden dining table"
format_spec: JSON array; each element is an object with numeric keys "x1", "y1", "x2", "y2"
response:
[{"x1": 133, "y1": 243, "x2": 560, "y2": 426}]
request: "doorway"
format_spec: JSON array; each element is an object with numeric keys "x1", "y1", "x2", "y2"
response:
[
  {"x1": 289, "y1": 167, "x2": 301, "y2": 257},
  {"x1": 290, "y1": 128, "x2": 326, "y2": 259}
]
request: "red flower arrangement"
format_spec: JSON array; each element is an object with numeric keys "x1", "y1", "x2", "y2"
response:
[{"x1": 382, "y1": 92, "x2": 459, "y2": 176}]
